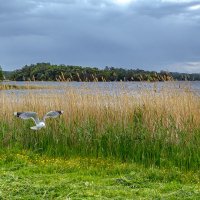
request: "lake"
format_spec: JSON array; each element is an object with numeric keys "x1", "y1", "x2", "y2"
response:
[{"x1": 2, "y1": 81, "x2": 200, "y2": 96}]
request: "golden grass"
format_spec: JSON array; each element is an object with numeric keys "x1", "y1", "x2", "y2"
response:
[{"x1": 1, "y1": 82, "x2": 200, "y2": 131}]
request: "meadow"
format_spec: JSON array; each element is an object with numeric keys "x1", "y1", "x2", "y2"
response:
[{"x1": 0, "y1": 82, "x2": 200, "y2": 199}]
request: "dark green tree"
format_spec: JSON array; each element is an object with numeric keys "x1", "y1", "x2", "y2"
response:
[
  {"x1": 0, "y1": 66, "x2": 4, "y2": 81},
  {"x1": 11, "y1": 62, "x2": 194, "y2": 82}
]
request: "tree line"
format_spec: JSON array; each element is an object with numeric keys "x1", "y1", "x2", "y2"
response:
[{"x1": 2, "y1": 63, "x2": 200, "y2": 82}]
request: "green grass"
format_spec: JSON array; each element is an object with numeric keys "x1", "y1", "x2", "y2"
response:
[
  {"x1": 1, "y1": 110, "x2": 200, "y2": 170},
  {"x1": 0, "y1": 151, "x2": 199, "y2": 199}
]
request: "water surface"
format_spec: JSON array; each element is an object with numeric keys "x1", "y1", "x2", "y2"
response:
[{"x1": 2, "y1": 81, "x2": 200, "y2": 96}]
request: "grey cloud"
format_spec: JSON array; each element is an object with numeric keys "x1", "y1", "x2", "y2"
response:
[
  {"x1": 168, "y1": 62, "x2": 200, "y2": 73},
  {"x1": 0, "y1": 0, "x2": 36, "y2": 18},
  {"x1": 131, "y1": 1, "x2": 200, "y2": 18},
  {"x1": 0, "y1": 0, "x2": 200, "y2": 72}
]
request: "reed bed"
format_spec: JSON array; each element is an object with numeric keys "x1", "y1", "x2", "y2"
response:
[
  {"x1": 0, "y1": 83, "x2": 45, "y2": 90},
  {"x1": 0, "y1": 83, "x2": 200, "y2": 170}
]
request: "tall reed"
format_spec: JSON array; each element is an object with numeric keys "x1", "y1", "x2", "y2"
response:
[{"x1": 0, "y1": 82, "x2": 200, "y2": 170}]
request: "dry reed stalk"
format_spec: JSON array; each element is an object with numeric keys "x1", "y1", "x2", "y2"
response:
[{"x1": 1, "y1": 84, "x2": 200, "y2": 132}]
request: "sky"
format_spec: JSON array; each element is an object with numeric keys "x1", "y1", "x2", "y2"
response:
[{"x1": 0, "y1": 0, "x2": 200, "y2": 72}]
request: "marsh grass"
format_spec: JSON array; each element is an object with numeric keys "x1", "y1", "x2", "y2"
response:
[
  {"x1": 0, "y1": 83, "x2": 200, "y2": 170},
  {"x1": 0, "y1": 83, "x2": 45, "y2": 90}
]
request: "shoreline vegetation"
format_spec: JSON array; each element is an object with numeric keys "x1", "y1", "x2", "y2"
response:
[
  {"x1": 0, "y1": 85, "x2": 199, "y2": 170},
  {"x1": 0, "y1": 84, "x2": 46, "y2": 90},
  {"x1": 3, "y1": 62, "x2": 200, "y2": 82}
]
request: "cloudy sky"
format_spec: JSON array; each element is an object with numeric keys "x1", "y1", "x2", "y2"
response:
[{"x1": 0, "y1": 0, "x2": 200, "y2": 72}]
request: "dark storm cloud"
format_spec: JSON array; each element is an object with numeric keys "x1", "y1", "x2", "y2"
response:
[{"x1": 0, "y1": 0, "x2": 200, "y2": 72}]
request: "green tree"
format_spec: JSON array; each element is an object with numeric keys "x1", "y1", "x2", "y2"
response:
[{"x1": 0, "y1": 66, "x2": 4, "y2": 81}]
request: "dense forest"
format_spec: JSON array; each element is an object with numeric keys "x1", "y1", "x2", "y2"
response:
[{"x1": 2, "y1": 63, "x2": 200, "y2": 81}]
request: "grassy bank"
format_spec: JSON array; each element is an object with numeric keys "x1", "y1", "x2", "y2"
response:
[
  {"x1": 0, "y1": 151, "x2": 199, "y2": 199},
  {"x1": 0, "y1": 83, "x2": 200, "y2": 170},
  {"x1": 0, "y1": 83, "x2": 44, "y2": 90}
]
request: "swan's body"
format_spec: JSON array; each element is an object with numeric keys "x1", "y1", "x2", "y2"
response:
[{"x1": 14, "y1": 111, "x2": 64, "y2": 130}]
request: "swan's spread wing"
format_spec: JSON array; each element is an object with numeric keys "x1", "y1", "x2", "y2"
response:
[
  {"x1": 43, "y1": 111, "x2": 64, "y2": 121},
  {"x1": 14, "y1": 112, "x2": 40, "y2": 125}
]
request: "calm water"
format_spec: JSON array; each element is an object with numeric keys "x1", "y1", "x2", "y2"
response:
[{"x1": 2, "y1": 81, "x2": 200, "y2": 95}]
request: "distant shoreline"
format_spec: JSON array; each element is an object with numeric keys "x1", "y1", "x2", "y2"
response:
[{"x1": 2, "y1": 63, "x2": 200, "y2": 82}]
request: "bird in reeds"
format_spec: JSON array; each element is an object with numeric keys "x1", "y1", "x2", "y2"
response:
[{"x1": 14, "y1": 111, "x2": 64, "y2": 130}]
